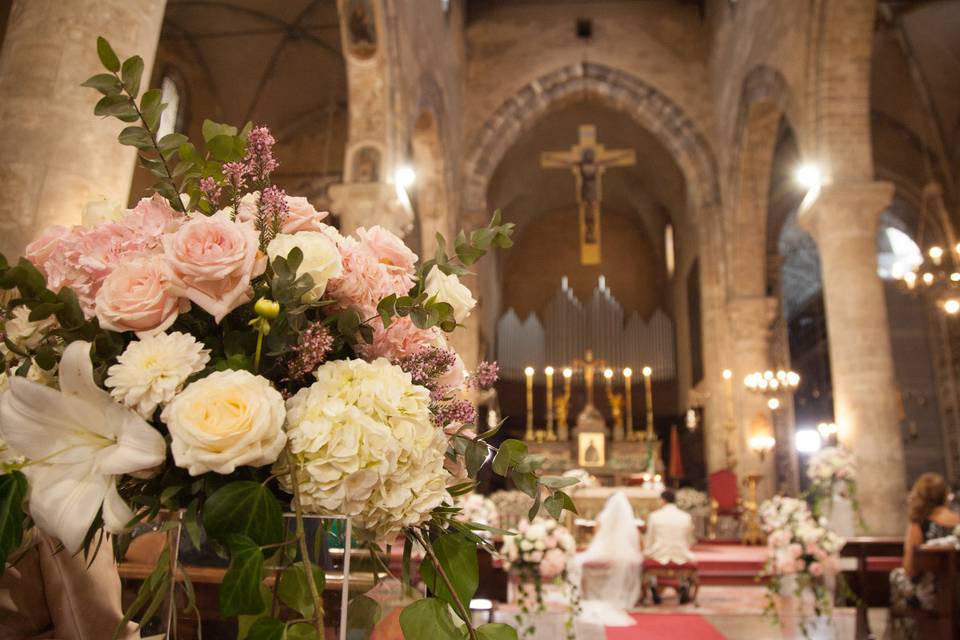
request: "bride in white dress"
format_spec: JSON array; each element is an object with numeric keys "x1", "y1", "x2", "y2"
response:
[{"x1": 569, "y1": 491, "x2": 644, "y2": 627}]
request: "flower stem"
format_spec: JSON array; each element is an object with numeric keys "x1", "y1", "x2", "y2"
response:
[
  {"x1": 284, "y1": 447, "x2": 324, "y2": 634},
  {"x1": 410, "y1": 529, "x2": 479, "y2": 640}
]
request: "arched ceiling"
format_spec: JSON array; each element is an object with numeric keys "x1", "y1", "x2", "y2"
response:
[
  {"x1": 486, "y1": 99, "x2": 687, "y2": 250},
  {"x1": 873, "y1": 0, "x2": 960, "y2": 208},
  {"x1": 160, "y1": 0, "x2": 346, "y2": 135}
]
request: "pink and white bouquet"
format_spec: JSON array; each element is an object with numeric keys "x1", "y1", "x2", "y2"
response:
[
  {"x1": 0, "y1": 36, "x2": 580, "y2": 639},
  {"x1": 807, "y1": 446, "x2": 862, "y2": 524},
  {"x1": 457, "y1": 492, "x2": 501, "y2": 530},
  {"x1": 501, "y1": 516, "x2": 577, "y2": 580},
  {"x1": 759, "y1": 496, "x2": 844, "y2": 633}
]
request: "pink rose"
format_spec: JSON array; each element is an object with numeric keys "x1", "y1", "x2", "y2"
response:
[
  {"x1": 794, "y1": 559, "x2": 806, "y2": 572},
  {"x1": 788, "y1": 543, "x2": 803, "y2": 558},
  {"x1": 283, "y1": 196, "x2": 329, "y2": 233},
  {"x1": 360, "y1": 316, "x2": 440, "y2": 361},
  {"x1": 540, "y1": 548, "x2": 567, "y2": 579},
  {"x1": 809, "y1": 561, "x2": 824, "y2": 577},
  {"x1": 123, "y1": 194, "x2": 183, "y2": 244},
  {"x1": 95, "y1": 256, "x2": 187, "y2": 336},
  {"x1": 25, "y1": 225, "x2": 71, "y2": 269},
  {"x1": 235, "y1": 192, "x2": 329, "y2": 234},
  {"x1": 163, "y1": 211, "x2": 266, "y2": 323},
  {"x1": 355, "y1": 226, "x2": 418, "y2": 273},
  {"x1": 437, "y1": 352, "x2": 466, "y2": 390},
  {"x1": 776, "y1": 558, "x2": 797, "y2": 575}
]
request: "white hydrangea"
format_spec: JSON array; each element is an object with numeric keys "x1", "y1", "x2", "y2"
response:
[
  {"x1": 280, "y1": 358, "x2": 448, "y2": 538},
  {"x1": 106, "y1": 332, "x2": 210, "y2": 419}
]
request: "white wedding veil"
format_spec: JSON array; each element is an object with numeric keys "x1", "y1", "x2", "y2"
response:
[{"x1": 570, "y1": 491, "x2": 643, "y2": 627}]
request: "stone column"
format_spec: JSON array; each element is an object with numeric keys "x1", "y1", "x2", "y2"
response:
[
  {"x1": 0, "y1": 0, "x2": 167, "y2": 259},
  {"x1": 799, "y1": 181, "x2": 907, "y2": 535},
  {"x1": 728, "y1": 295, "x2": 779, "y2": 499}
]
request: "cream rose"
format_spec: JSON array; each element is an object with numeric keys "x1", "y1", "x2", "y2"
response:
[
  {"x1": 161, "y1": 370, "x2": 286, "y2": 475},
  {"x1": 163, "y1": 211, "x2": 266, "y2": 322},
  {"x1": 266, "y1": 231, "x2": 343, "y2": 302},
  {"x1": 424, "y1": 268, "x2": 476, "y2": 323},
  {"x1": 95, "y1": 256, "x2": 187, "y2": 336}
]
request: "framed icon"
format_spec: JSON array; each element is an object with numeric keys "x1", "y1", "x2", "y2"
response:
[{"x1": 578, "y1": 432, "x2": 606, "y2": 467}]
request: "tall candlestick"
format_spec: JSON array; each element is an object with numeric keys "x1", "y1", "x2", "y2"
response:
[
  {"x1": 524, "y1": 366, "x2": 535, "y2": 441},
  {"x1": 544, "y1": 366, "x2": 556, "y2": 440},
  {"x1": 604, "y1": 368, "x2": 623, "y2": 441},
  {"x1": 643, "y1": 366, "x2": 654, "y2": 439},
  {"x1": 722, "y1": 369, "x2": 737, "y2": 470},
  {"x1": 722, "y1": 369, "x2": 734, "y2": 423},
  {"x1": 623, "y1": 367, "x2": 633, "y2": 440},
  {"x1": 559, "y1": 367, "x2": 572, "y2": 441}
]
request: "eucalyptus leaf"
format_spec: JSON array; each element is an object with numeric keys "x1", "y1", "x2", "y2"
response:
[
  {"x1": 120, "y1": 55, "x2": 144, "y2": 98},
  {"x1": 538, "y1": 475, "x2": 580, "y2": 490},
  {"x1": 96, "y1": 36, "x2": 120, "y2": 72},
  {"x1": 81, "y1": 73, "x2": 123, "y2": 96},
  {"x1": 491, "y1": 439, "x2": 527, "y2": 476},
  {"x1": 346, "y1": 594, "x2": 381, "y2": 637},
  {"x1": 465, "y1": 440, "x2": 489, "y2": 478},
  {"x1": 286, "y1": 624, "x2": 319, "y2": 640}
]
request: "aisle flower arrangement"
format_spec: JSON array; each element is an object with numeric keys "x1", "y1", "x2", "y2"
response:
[
  {"x1": 675, "y1": 487, "x2": 710, "y2": 514},
  {"x1": 0, "y1": 37, "x2": 581, "y2": 640},
  {"x1": 457, "y1": 493, "x2": 501, "y2": 531},
  {"x1": 758, "y1": 496, "x2": 844, "y2": 637},
  {"x1": 806, "y1": 446, "x2": 863, "y2": 527},
  {"x1": 500, "y1": 517, "x2": 578, "y2": 639}
]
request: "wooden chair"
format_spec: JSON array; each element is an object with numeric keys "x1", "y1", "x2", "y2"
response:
[
  {"x1": 707, "y1": 469, "x2": 740, "y2": 539},
  {"x1": 640, "y1": 558, "x2": 700, "y2": 605},
  {"x1": 839, "y1": 537, "x2": 903, "y2": 640}
]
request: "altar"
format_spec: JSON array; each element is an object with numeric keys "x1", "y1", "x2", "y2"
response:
[{"x1": 567, "y1": 485, "x2": 663, "y2": 521}]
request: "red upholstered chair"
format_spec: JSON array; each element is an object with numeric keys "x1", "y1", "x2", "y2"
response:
[{"x1": 707, "y1": 469, "x2": 741, "y2": 539}]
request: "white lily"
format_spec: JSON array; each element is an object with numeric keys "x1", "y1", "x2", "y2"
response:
[{"x1": 0, "y1": 341, "x2": 166, "y2": 552}]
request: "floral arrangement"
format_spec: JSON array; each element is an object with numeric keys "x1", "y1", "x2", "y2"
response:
[
  {"x1": 758, "y1": 496, "x2": 844, "y2": 636},
  {"x1": 0, "y1": 37, "x2": 581, "y2": 639},
  {"x1": 675, "y1": 487, "x2": 710, "y2": 514},
  {"x1": 806, "y1": 446, "x2": 863, "y2": 529},
  {"x1": 500, "y1": 517, "x2": 578, "y2": 639},
  {"x1": 491, "y1": 490, "x2": 536, "y2": 531},
  {"x1": 456, "y1": 493, "x2": 501, "y2": 531}
]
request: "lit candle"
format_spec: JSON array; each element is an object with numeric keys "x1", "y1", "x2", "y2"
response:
[
  {"x1": 524, "y1": 366, "x2": 535, "y2": 441},
  {"x1": 623, "y1": 367, "x2": 633, "y2": 440},
  {"x1": 545, "y1": 366, "x2": 555, "y2": 440},
  {"x1": 560, "y1": 367, "x2": 572, "y2": 441},
  {"x1": 643, "y1": 366, "x2": 653, "y2": 438}
]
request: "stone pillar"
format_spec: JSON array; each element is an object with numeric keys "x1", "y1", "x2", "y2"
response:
[
  {"x1": 799, "y1": 181, "x2": 907, "y2": 534},
  {"x1": 0, "y1": 0, "x2": 167, "y2": 259},
  {"x1": 729, "y1": 295, "x2": 779, "y2": 499}
]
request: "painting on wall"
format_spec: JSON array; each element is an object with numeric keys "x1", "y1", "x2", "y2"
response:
[{"x1": 345, "y1": 0, "x2": 377, "y2": 60}]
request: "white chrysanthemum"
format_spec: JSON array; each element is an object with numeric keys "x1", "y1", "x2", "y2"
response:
[
  {"x1": 280, "y1": 358, "x2": 448, "y2": 538},
  {"x1": 106, "y1": 332, "x2": 210, "y2": 418}
]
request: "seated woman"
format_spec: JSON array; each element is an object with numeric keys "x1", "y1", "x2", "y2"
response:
[
  {"x1": 887, "y1": 472, "x2": 960, "y2": 640},
  {"x1": 569, "y1": 491, "x2": 643, "y2": 627}
]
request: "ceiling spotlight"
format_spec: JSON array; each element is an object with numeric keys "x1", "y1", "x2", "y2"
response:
[
  {"x1": 795, "y1": 163, "x2": 823, "y2": 191},
  {"x1": 394, "y1": 165, "x2": 416, "y2": 189}
]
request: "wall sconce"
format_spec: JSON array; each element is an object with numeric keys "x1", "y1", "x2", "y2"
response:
[{"x1": 749, "y1": 435, "x2": 775, "y2": 462}]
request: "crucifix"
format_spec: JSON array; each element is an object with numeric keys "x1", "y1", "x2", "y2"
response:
[
  {"x1": 540, "y1": 125, "x2": 636, "y2": 265},
  {"x1": 569, "y1": 349, "x2": 607, "y2": 411}
]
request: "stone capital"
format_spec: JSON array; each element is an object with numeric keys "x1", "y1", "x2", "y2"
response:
[
  {"x1": 797, "y1": 180, "x2": 895, "y2": 239},
  {"x1": 328, "y1": 181, "x2": 414, "y2": 237}
]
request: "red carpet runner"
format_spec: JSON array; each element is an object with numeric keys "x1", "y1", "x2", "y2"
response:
[{"x1": 605, "y1": 614, "x2": 726, "y2": 640}]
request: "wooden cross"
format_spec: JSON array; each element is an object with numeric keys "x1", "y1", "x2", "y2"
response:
[{"x1": 540, "y1": 125, "x2": 636, "y2": 265}]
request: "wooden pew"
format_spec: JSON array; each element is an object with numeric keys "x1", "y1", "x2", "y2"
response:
[
  {"x1": 912, "y1": 546, "x2": 959, "y2": 639},
  {"x1": 839, "y1": 537, "x2": 903, "y2": 640}
]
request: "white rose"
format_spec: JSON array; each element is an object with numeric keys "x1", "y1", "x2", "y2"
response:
[
  {"x1": 534, "y1": 540, "x2": 545, "y2": 551},
  {"x1": 424, "y1": 268, "x2": 476, "y2": 324},
  {"x1": 162, "y1": 370, "x2": 286, "y2": 475},
  {"x1": 520, "y1": 539, "x2": 534, "y2": 551},
  {"x1": 267, "y1": 232, "x2": 343, "y2": 302}
]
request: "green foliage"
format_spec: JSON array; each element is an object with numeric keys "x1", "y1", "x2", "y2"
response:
[
  {"x1": 477, "y1": 624, "x2": 519, "y2": 640},
  {"x1": 202, "y1": 481, "x2": 284, "y2": 547},
  {"x1": 399, "y1": 598, "x2": 463, "y2": 640},
  {"x1": 220, "y1": 535, "x2": 266, "y2": 617},
  {"x1": 245, "y1": 616, "x2": 285, "y2": 640},
  {"x1": 278, "y1": 561, "x2": 326, "y2": 618},
  {"x1": 113, "y1": 546, "x2": 170, "y2": 639},
  {"x1": 0, "y1": 471, "x2": 27, "y2": 569},
  {"x1": 346, "y1": 594, "x2": 381, "y2": 637},
  {"x1": 489, "y1": 438, "x2": 577, "y2": 520},
  {"x1": 419, "y1": 534, "x2": 478, "y2": 621}
]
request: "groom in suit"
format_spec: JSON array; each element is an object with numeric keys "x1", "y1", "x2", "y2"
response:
[{"x1": 643, "y1": 489, "x2": 696, "y2": 604}]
